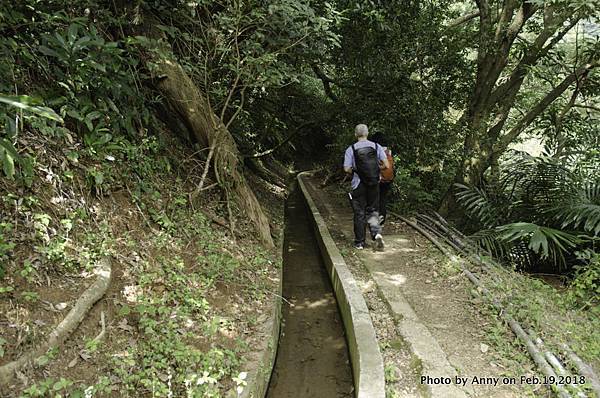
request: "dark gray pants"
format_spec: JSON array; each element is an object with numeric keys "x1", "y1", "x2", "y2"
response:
[
  {"x1": 379, "y1": 182, "x2": 392, "y2": 225},
  {"x1": 351, "y1": 183, "x2": 381, "y2": 245}
]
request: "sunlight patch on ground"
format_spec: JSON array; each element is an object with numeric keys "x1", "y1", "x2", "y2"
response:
[
  {"x1": 289, "y1": 297, "x2": 334, "y2": 311},
  {"x1": 374, "y1": 271, "x2": 407, "y2": 286}
]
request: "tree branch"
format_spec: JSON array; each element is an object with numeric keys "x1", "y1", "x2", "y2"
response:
[
  {"x1": 447, "y1": 10, "x2": 480, "y2": 28},
  {"x1": 496, "y1": 60, "x2": 599, "y2": 152},
  {"x1": 243, "y1": 121, "x2": 315, "y2": 159},
  {"x1": 311, "y1": 64, "x2": 338, "y2": 101},
  {"x1": 574, "y1": 104, "x2": 600, "y2": 113},
  {"x1": 494, "y1": 0, "x2": 520, "y2": 43},
  {"x1": 489, "y1": 14, "x2": 577, "y2": 106}
]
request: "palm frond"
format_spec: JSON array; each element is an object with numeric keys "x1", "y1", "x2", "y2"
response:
[
  {"x1": 556, "y1": 181, "x2": 600, "y2": 235},
  {"x1": 455, "y1": 183, "x2": 503, "y2": 228},
  {"x1": 470, "y1": 228, "x2": 510, "y2": 259},
  {"x1": 496, "y1": 222, "x2": 582, "y2": 269}
]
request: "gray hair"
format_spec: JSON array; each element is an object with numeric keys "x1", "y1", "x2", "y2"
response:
[{"x1": 355, "y1": 124, "x2": 369, "y2": 138}]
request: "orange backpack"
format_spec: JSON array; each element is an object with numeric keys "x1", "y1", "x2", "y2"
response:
[{"x1": 380, "y1": 148, "x2": 394, "y2": 183}]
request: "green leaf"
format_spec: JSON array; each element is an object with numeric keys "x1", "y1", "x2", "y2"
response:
[
  {"x1": 528, "y1": 229, "x2": 548, "y2": 257},
  {"x1": 38, "y1": 45, "x2": 61, "y2": 58},
  {"x1": 67, "y1": 24, "x2": 79, "y2": 44},
  {"x1": 73, "y1": 36, "x2": 92, "y2": 51},
  {"x1": 94, "y1": 172, "x2": 104, "y2": 186},
  {"x1": 0, "y1": 139, "x2": 18, "y2": 179},
  {"x1": 36, "y1": 354, "x2": 50, "y2": 366},
  {"x1": 0, "y1": 94, "x2": 64, "y2": 123},
  {"x1": 1, "y1": 149, "x2": 15, "y2": 179}
]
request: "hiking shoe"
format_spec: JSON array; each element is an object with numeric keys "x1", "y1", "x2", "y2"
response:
[
  {"x1": 353, "y1": 243, "x2": 364, "y2": 250},
  {"x1": 374, "y1": 234, "x2": 385, "y2": 250}
]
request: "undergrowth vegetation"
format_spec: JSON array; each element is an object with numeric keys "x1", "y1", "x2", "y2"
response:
[
  {"x1": 0, "y1": 109, "x2": 280, "y2": 396},
  {"x1": 473, "y1": 260, "x2": 600, "y2": 396},
  {"x1": 1, "y1": 0, "x2": 599, "y2": 395},
  {"x1": 454, "y1": 152, "x2": 600, "y2": 308}
]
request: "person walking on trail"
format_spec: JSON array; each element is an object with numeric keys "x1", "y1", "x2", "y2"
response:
[
  {"x1": 343, "y1": 124, "x2": 389, "y2": 250},
  {"x1": 371, "y1": 134, "x2": 395, "y2": 226}
]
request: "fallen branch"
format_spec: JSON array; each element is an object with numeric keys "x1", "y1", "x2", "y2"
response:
[
  {"x1": 0, "y1": 258, "x2": 112, "y2": 386},
  {"x1": 196, "y1": 141, "x2": 216, "y2": 193}
]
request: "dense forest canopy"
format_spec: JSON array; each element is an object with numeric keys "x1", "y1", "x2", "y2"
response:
[{"x1": 1, "y1": 0, "x2": 599, "y2": 286}]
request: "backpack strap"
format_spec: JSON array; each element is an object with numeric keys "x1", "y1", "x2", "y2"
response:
[{"x1": 351, "y1": 143, "x2": 357, "y2": 169}]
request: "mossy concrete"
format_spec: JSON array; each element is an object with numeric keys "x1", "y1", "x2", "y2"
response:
[{"x1": 298, "y1": 172, "x2": 385, "y2": 398}]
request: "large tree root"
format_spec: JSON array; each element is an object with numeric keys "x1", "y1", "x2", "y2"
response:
[
  {"x1": 153, "y1": 59, "x2": 274, "y2": 248},
  {"x1": 0, "y1": 258, "x2": 112, "y2": 387}
]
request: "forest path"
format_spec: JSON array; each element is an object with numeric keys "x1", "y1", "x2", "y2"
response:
[{"x1": 303, "y1": 176, "x2": 524, "y2": 398}]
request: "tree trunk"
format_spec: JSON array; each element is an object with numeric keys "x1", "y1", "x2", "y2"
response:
[
  {"x1": 154, "y1": 59, "x2": 274, "y2": 247},
  {"x1": 439, "y1": 3, "x2": 584, "y2": 216}
]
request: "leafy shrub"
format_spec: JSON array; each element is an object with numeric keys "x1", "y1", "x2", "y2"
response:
[
  {"x1": 567, "y1": 251, "x2": 600, "y2": 311},
  {"x1": 456, "y1": 152, "x2": 600, "y2": 270}
]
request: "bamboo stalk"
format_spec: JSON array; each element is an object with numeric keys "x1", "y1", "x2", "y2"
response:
[
  {"x1": 528, "y1": 330, "x2": 587, "y2": 398},
  {"x1": 561, "y1": 343, "x2": 600, "y2": 398},
  {"x1": 415, "y1": 214, "x2": 501, "y2": 281}
]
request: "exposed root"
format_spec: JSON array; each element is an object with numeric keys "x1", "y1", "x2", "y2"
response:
[
  {"x1": 92, "y1": 311, "x2": 106, "y2": 344},
  {"x1": 0, "y1": 258, "x2": 113, "y2": 387},
  {"x1": 153, "y1": 59, "x2": 274, "y2": 247}
]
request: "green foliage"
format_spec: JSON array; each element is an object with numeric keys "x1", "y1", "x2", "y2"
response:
[
  {"x1": 113, "y1": 254, "x2": 240, "y2": 396},
  {"x1": 35, "y1": 347, "x2": 58, "y2": 367},
  {"x1": 389, "y1": 167, "x2": 436, "y2": 213},
  {"x1": 21, "y1": 291, "x2": 39, "y2": 302},
  {"x1": 456, "y1": 153, "x2": 599, "y2": 270},
  {"x1": 476, "y1": 259, "x2": 600, "y2": 367},
  {"x1": 0, "y1": 222, "x2": 15, "y2": 278},
  {"x1": 567, "y1": 251, "x2": 600, "y2": 310},
  {"x1": 556, "y1": 182, "x2": 600, "y2": 236},
  {"x1": 37, "y1": 21, "x2": 148, "y2": 145},
  {"x1": 0, "y1": 94, "x2": 63, "y2": 123}
]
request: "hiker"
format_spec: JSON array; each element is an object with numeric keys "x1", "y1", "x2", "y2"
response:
[
  {"x1": 343, "y1": 124, "x2": 389, "y2": 250},
  {"x1": 371, "y1": 134, "x2": 395, "y2": 226}
]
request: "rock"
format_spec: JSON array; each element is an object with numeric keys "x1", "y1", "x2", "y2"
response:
[{"x1": 480, "y1": 343, "x2": 489, "y2": 353}]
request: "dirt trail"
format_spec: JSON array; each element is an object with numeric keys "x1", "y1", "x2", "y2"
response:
[
  {"x1": 266, "y1": 184, "x2": 354, "y2": 398},
  {"x1": 305, "y1": 177, "x2": 523, "y2": 398}
]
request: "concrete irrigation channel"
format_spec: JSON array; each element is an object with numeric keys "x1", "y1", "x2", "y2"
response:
[{"x1": 265, "y1": 174, "x2": 385, "y2": 398}]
